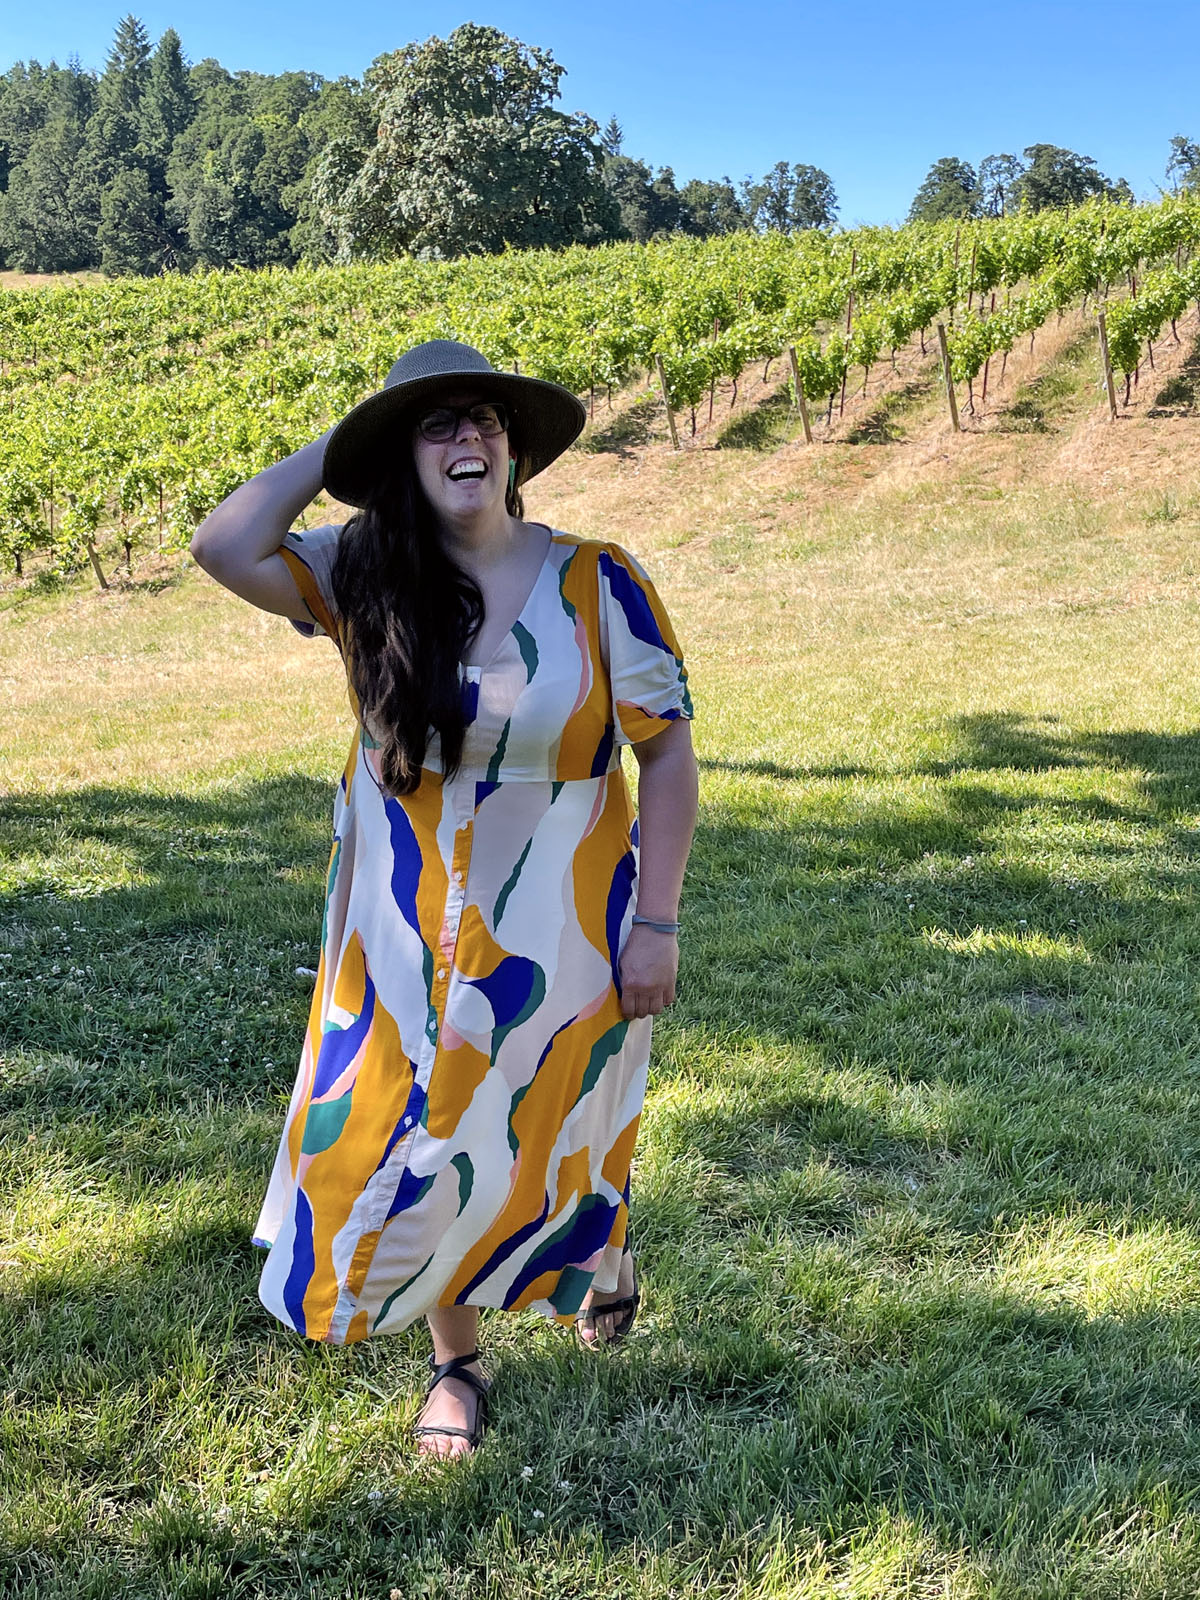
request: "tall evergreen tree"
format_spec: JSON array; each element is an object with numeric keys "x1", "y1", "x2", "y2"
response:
[
  {"x1": 140, "y1": 28, "x2": 194, "y2": 188},
  {"x1": 0, "y1": 116, "x2": 98, "y2": 269},
  {"x1": 99, "y1": 15, "x2": 151, "y2": 115},
  {"x1": 0, "y1": 60, "x2": 95, "y2": 191}
]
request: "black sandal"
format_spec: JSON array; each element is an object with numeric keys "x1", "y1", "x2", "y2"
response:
[
  {"x1": 575, "y1": 1246, "x2": 640, "y2": 1349},
  {"x1": 413, "y1": 1350, "x2": 490, "y2": 1454}
]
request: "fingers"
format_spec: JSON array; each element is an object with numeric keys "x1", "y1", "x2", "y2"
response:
[{"x1": 619, "y1": 981, "x2": 676, "y2": 1020}]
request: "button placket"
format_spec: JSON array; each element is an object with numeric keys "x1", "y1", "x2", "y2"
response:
[{"x1": 429, "y1": 791, "x2": 475, "y2": 1049}]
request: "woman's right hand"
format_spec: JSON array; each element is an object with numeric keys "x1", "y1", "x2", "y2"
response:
[{"x1": 190, "y1": 429, "x2": 337, "y2": 619}]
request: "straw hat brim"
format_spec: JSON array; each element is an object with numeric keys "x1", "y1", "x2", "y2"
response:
[{"x1": 323, "y1": 369, "x2": 586, "y2": 508}]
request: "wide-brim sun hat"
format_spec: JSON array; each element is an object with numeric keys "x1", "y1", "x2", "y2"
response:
[{"x1": 322, "y1": 339, "x2": 587, "y2": 508}]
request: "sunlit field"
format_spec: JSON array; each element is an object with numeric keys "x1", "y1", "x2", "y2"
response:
[{"x1": 7, "y1": 388, "x2": 1200, "y2": 1597}]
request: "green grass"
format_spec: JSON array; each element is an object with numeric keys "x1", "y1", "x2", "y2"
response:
[
  {"x1": 844, "y1": 379, "x2": 931, "y2": 445},
  {"x1": 995, "y1": 328, "x2": 1099, "y2": 433},
  {"x1": 716, "y1": 384, "x2": 803, "y2": 451},
  {"x1": 7, "y1": 461, "x2": 1200, "y2": 1597}
]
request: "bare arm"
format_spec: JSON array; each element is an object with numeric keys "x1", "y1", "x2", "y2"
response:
[
  {"x1": 618, "y1": 717, "x2": 698, "y2": 1019},
  {"x1": 189, "y1": 428, "x2": 336, "y2": 619}
]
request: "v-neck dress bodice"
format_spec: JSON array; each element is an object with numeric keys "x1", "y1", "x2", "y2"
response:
[{"x1": 254, "y1": 527, "x2": 692, "y2": 1342}]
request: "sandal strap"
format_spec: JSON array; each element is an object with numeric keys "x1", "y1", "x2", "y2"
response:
[
  {"x1": 426, "y1": 1350, "x2": 489, "y2": 1402},
  {"x1": 417, "y1": 1352, "x2": 490, "y2": 1450},
  {"x1": 576, "y1": 1290, "x2": 639, "y2": 1328}
]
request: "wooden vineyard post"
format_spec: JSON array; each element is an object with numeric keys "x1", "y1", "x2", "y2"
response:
[
  {"x1": 709, "y1": 317, "x2": 718, "y2": 424},
  {"x1": 936, "y1": 323, "x2": 961, "y2": 431},
  {"x1": 655, "y1": 355, "x2": 680, "y2": 450},
  {"x1": 980, "y1": 293, "x2": 996, "y2": 404},
  {"x1": 966, "y1": 237, "x2": 978, "y2": 313},
  {"x1": 85, "y1": 538, "x2": 109, "y2": 591},
  {"x1": 788, "y1": 347, "x2": 814, "y2": 444},
  {"x1": 950, "y1": 228, "x2": 962, "y2": 325},
  {"x1": 1096, "y1": 309, "x2": 1119, "y2": 420},
  {"x1": 845, "y1": 249, "x2": 857, "y2": 334}
]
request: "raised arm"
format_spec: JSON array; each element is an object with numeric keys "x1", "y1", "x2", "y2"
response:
[{"x1": 189, "y1": 428, "x2": 336, "y2": 620}]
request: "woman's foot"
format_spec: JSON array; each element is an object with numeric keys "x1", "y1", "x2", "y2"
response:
[
  {"x1": 576, "y1": 1246, "x2": 639, "y2": 1348},
  {"x1": 413, "y1": 1351, "x2": 489, "y2": 1460}
]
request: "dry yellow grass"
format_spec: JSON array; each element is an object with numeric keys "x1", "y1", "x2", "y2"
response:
[{"x1": 0, "y1": 269, "x2": 103, "y2": 291}]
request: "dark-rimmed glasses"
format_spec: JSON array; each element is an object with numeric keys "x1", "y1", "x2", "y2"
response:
[{"x1": 416, "y1": 402, "x2": 509, "y2": 442}]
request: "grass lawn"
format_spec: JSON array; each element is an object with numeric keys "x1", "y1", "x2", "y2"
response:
[{"x1": 6, "y1": 419, "x2": 1200, "y2": 1597}]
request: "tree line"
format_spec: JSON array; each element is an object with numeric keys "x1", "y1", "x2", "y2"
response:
[
  {"x1": 5, "y1": 16, "x2": 1197, "y2": 278},
  {"x1": 0, "y1": 17, "x2": 839, "y2": 276},
  {"x1": 906, "y1": 141, "x2": 1200, "y2": 224}
]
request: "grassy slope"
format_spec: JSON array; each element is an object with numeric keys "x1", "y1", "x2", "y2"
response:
[{"x1": 6, "y1": 326, "x2": 1200, "y2": 1597}]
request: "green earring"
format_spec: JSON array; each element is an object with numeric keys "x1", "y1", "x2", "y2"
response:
[{"x1": 507, "y1": 459, "x2": 516, "y2": 491}]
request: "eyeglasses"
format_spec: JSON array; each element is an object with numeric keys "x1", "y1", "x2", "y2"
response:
[{"x1": 415, "y1": 402, "x2": 509, "y2": 442}]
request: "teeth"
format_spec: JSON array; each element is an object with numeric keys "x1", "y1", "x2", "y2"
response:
[{"x1": 449, "y1": 460, "x2": 487, "y2": 480}]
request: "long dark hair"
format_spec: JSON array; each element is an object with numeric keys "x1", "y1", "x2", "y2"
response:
[{"x1": 330, "y1": 428, "x2": 527, "y2": 796}]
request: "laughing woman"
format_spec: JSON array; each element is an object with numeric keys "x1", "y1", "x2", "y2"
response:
[{"x1": 190, "y1": 342, "x2": 697, "y2": 1459}]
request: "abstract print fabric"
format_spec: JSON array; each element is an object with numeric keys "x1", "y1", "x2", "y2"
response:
[{"x1": 253, "y1": 527, "x2": 692, "y2": 1344}]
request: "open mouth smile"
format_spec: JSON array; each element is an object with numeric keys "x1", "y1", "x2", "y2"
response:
[{"x1": 447, "y1": 458, "x2": 488, "y2": 481}]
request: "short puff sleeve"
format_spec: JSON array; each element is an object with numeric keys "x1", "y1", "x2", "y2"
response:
[
  {"x1": 598, "y1": 543, "x2": 693, "y2": 746},
  {"x1": 278, "y1": 523, "x2": 342, "y2": 642}
]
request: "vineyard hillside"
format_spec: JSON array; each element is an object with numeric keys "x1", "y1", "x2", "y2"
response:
[{"x1": 5, "y1": 196, "x2": 1200, "y2": 591}]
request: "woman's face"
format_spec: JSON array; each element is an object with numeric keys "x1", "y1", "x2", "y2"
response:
[{"x1": 411, "y1": 388, "x2": 512, "y2": 525}]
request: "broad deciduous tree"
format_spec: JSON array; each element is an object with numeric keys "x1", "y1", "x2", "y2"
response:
[
  {"x1": 908, "y1": 157, "x2": 979, "y2": 223},
  {"x1": 1166, "y1": 135, "x2": 1200, "y2": 194},
  {"x1": 324, "y1": 24, "x2": 618, "y2": 259},
  {"x1": 679, "y1": 177, "x2": 747, "y2": 237},
  {"x1": 977, "y1": 153, "x2": 1026, "y2": 217},
  {"x1": 1015, "y1": 144, "x2": 1121, "y2": 211},
  {"x1": 742, "y1": 162, "x2": 837, "y2": 232}
]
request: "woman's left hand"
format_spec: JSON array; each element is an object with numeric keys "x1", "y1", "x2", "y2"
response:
[{"x1": 618, "y1": 924, "x2": 679, "y2": 1018}]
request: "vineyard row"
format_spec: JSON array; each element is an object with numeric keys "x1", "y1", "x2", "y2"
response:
[{"x1": 3, "y1": 196, "x2": 1200, "y2": 581}]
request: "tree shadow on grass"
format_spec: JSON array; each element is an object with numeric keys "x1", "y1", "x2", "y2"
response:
[
  {"x1": 0, "y1": 774, "x2": 336, "y2": 1121},
  {"x1": 1148, "y1": 326, "x2": 1200, "y2": 416},
  {"x1": 702, "y1": 709, "x2": 1200, "y2": 815},
  {"x1": 681, "y1": 708, "x2": 1200, "y2": 1226},
  {"x1": 6, "y1": 1245, "x2": 1200, "y2": 1597},
  {"x1": 7, "y1": 736, "x2": 1200, "y2": 1592},
  {"x1": 715, "y1": 383, "x2": 798, "y2": 452}
]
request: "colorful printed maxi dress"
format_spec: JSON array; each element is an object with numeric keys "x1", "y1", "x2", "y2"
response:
[{"x1": 253, "y1": 525, "x2": 692, "y2": 1344}]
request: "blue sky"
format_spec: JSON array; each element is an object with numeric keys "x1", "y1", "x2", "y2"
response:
[{"x1": 7, "y1": 1, "x2": 1198, "y2": 224}]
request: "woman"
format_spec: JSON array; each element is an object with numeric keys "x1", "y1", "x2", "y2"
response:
[{"x1": 191, "y1": 340, "x2": 697, "y2": 1460}]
